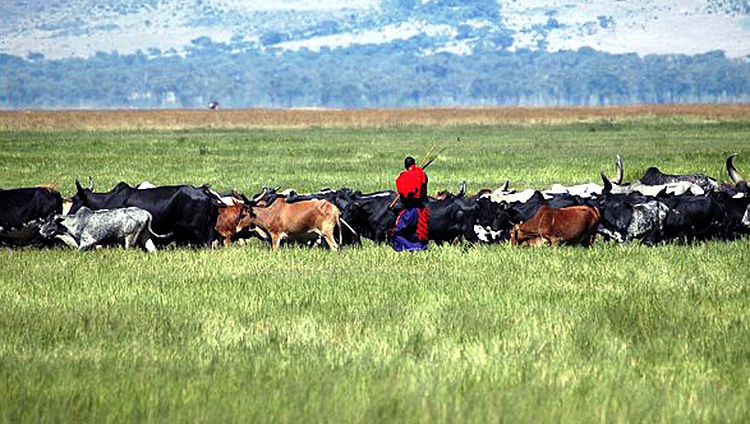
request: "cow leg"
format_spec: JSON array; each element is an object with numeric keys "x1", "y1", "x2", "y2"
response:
[
  {"x1": 585, "y1": 230, "x2": 597, "y2": 247},
  {"x1": 124, "y1": 233, "x2": 137, "y2": 249},
  {"x1": 526, "y1": 237, "x2": 546, "y2": 247},
  {"x1": 271, "y1": 234, "x2": 282, "y2": 250},
  {"x1": 143, "y1": 238, "x2": 157, "y2": 253},
  {"x1": 320, "y1": 219, "x2": 339, "y2": 251},
  {"x1": 78, "y1": 234, "x2": 97, "y2": 252},
  {"x1": 323, "y1": 230, "x2": 339, "y2": 251}
]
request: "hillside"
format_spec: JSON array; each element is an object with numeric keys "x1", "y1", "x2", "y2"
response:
[{"x1": 2, "y1": 0, "x2": 749, "y2": 59}]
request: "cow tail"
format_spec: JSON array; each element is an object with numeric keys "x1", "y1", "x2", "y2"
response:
[
  {"x1": 337, "y1": 212, "x2": 342, "y2": 247},
  {"x1": 147, "y1": 214, "x2": 173, "y2": 239},
  {"x1": 340, "y1": 218, "x2": 358, "y2": 240}
]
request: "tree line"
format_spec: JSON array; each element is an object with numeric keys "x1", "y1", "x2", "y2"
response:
[{"x1": 2, "y1": 38, "x2": 749, "y2": 109}]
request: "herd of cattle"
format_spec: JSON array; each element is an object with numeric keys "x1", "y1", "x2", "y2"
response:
[{"x1": 1, "y1": 154, "x2": 749, "y2": 252}]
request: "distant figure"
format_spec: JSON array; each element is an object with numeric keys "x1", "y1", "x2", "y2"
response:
[
  {"x1": 392, "y1": 156, "x2": 429, "y2": 251},
  {"x1": 208, "y1": 101, "x2": 220, "y2": 110}
]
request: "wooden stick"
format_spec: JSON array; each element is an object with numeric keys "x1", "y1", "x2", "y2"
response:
[
  {"x1": 422, "y1": 146, "x2": 447, "y2": 169},
  {"x1": 419, "y1": 144, "x2": 437, "y2": 167}
]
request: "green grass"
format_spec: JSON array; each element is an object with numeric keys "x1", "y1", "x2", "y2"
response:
[{"x1": 2, "y1": 117, "x2": 750, "y2": 424}]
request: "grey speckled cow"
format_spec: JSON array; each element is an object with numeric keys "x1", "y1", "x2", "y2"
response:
[{"x1": 40, "y1": 206, "x2": 171, "y2": 252}]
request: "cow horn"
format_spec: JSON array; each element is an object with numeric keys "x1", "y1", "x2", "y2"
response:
[
  {"x1": 239, "y1": 192, "x2": 252, "y2": 205},
  {"x1": 727, "y1": 154, "x2": 744, "y2": 184},
  {"x1": 458, "y1": 180, "x2": 466, "y2": 197},
  {"x1": 88, "y1": 176, "x2": 95, "y2": 191},
  {"x1": 601, "y1": 171, "x2": 613, "y2": 193},
  {"x1": 500, "y1": 180, "x2": 509, "y2": 191},
  {"x1": 615, "y1": 155, "x2": 623, "y2": 185}
]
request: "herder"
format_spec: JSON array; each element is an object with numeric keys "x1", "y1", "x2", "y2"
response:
[{"x1": 392, "y1": 156, "x2": 429, "y2": 251}]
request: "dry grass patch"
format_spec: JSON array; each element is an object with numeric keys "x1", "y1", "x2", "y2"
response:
[{"x1": 3, "y1": 104, "x2": 750, "y2": 131}]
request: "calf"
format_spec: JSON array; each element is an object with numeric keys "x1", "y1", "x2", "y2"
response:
[
  {"x1": 214, "y1": 201, "x2": 251, "y2": 246},
  {"x1": 237, "y1": 198, "x2": 344, "y2": 250},
  {"x1": 39, "y1": 206, "x2": 170, "y2": 252},
  {"x1": 510, "y1": 204, "x2": 600, "y2": 247}
]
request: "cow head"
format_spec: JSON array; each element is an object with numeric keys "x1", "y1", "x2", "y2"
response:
[
  {"x1": 474, "y1": 197, "x2": 511, "y2": 243},
  {"x1": 251, "y1": 186, "x2": 282, "y2": 207},
  {"x1": 70, "y1": 177, "x2": 95, "y2": 213},
  {"x1": 235, "y1": 206, "x2": 258, "y2": 233},
  {"x1": 220, "y1": 203, "x2": 251, "y2": 228},
  {"x1": 39, "y1": 214, "x2": 66, "y2": 239},
  {"x1": 435, "y1": 190, "x2": 451, "y2": 200}
]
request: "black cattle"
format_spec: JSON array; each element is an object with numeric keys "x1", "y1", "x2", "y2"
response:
[
  {"x1": 658, "y1": 195, "x2": 724, "y2": 243},
  {"x1": 640, "y1": 167, "x2": 718, "y2": 193},
  {"x1": 712, "y1": 191, "x2": 750, "y2": 238},
  {"x1": 607, "y1": 155, "x2": 718, "y2": 192},
  {"x1": 473, "y1": 197, "x2": 512, "y2": 243},
  {"x1": 0, "y1": 186, "x2": 63, "y2": 246},
  {"x1": 351, "y1": 191, "x2": 488, "y2": 245},
  {"x1": 424, "y1": 196, "x2": 481, "y2": 245},
  {"x1": 70, "y1": 179, "x2": 219, "y2": 247},
  {"x1": 590, "y1": 193, "x2": 670, "y2": 244},
  {"x1": 321, "y1": 190, "x2": 393, "y2": 243}
]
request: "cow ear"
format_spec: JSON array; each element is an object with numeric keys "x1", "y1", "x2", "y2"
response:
[{"x1": 75, "y1": 177, "x2": 84, "y2": 192}]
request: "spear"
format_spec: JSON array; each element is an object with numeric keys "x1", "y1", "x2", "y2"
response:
[
  {"x1": 422, "y1": 146, "x2": 447, "y2": 170},
  {"x1": 419, "y1": 144, "x2": 438, "y2": 168}
]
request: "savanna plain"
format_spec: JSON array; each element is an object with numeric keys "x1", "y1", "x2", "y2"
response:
[{"x1": 2, "y1": 106, "x2": 750, "y2": 424}]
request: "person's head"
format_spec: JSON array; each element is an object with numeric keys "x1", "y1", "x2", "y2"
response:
[{"x1": 404, "y1": 156, "x2": 415, "y2": 169}]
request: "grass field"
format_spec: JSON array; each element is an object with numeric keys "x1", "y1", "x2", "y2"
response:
[{"x1": 2, "y1": 107, "x2": 750, "y2": 423}]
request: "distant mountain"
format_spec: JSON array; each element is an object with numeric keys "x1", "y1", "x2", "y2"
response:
[
  {"x1": 3, "y1": 0, "x2": 750, "y2": 109},
  {"x1": 2, "y1": 0, "x2": 749, "y2": 60}
]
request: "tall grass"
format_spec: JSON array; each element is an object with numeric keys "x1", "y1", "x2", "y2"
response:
[{"x1": 2, "y1": 115, "x2": 749, "y2": 423}]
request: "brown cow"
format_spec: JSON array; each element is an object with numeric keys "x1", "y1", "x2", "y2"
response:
[
  {"x1": 237, "y1": 198, "x2": 343, "y2": 250},
  {"x1": 510, "y1": 204, "x2": 600, "y2": 247},
  {"x1": 214, "y1": 201, "x2": 251, "y2": 247}
]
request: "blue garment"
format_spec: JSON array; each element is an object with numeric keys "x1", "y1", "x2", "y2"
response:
[
  {"x1": 392, "y1": 207, "x2": 428, "y2": 252},
  {"x1": 392, "y1": 235, "x2": 428, "y2": 252}
]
